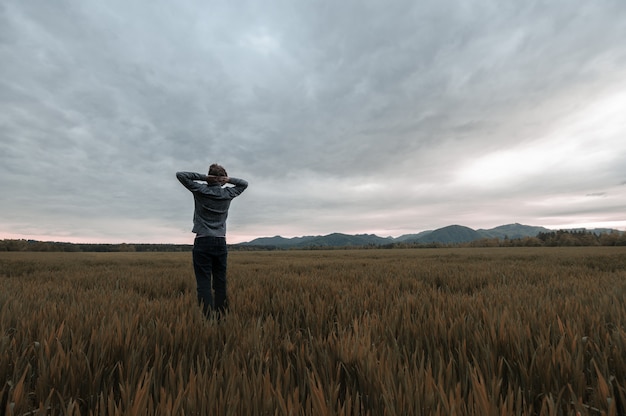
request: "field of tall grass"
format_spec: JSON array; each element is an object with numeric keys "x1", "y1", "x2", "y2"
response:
[{"x1": 1, "y1": 247, "x2": 625, "y2": 415}]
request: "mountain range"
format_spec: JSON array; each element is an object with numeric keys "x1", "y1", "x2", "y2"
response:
[{"x1": 237, "y1": 223, "x2": 618, "y2": 248}]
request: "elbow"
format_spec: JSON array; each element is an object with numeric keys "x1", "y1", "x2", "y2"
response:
[{"x1": 176, "y1": 172, "x2": 188, "y2": 184}]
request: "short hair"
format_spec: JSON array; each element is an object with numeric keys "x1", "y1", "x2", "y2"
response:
[{"x1": 208, "y1": 163, "x2": 227, "y2": 177}]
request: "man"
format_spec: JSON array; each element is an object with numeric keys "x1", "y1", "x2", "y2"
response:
[{"x1": 176, "y1": 164, "x2": 248, "y2": 319}]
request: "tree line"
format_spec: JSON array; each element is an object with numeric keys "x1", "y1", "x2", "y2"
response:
[
  {"x1": 1, "y1": 230, "x2": 624, "y2": 252},
  {"x1": 385, "y1": 229, "x2": 626, "y2": 249},
  {"x1": 456, "y1": 229, "x2": 625, "y2": 248},
  {"x1": 0, "y1": 240, "x2": 193, "y2": 252}
]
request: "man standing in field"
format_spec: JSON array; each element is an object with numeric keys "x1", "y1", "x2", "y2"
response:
[{"x1": 176, "y1": 164, "x2": 248, "y2": 319}]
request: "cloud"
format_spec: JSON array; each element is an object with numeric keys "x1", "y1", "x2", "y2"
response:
[{"x1": 1, "y1": 0, "x2": 626, "y2": 243}]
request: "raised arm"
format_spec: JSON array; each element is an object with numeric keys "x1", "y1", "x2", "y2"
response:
[
  {"x1": 176, "y1": 171, "x2": 207, "y2": 192},
  {"x1": 177, "y1": 171, "x2": 248, "y2": 197},
  {"x1": 223, "y1": 177, "x2": 248, "y2": 198}
]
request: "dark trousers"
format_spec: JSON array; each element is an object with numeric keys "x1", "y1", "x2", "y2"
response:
[{"x1": 192, "y1": 236, "x2": 228, "y2": 318}]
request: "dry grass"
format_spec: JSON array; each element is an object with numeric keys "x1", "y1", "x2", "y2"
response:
[{"x1": 1, "y1": 247, "x2": 625, "y2": 415}]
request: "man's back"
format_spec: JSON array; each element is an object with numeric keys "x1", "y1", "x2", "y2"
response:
[{"x1": 176, "y1": 171, "x2": 248, "y2": 237}]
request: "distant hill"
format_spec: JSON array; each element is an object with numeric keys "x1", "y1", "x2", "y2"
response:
[
  {"x1": 238, "y1": 235, "x2": 310, "y2": 248},
  {"x1": 393, "y1": 230, "x2": 433, "y2": 243},
  {"x1": 300, "y1": 233, "x2": 392, "y2": 247},
  {"x1": 406, "y1": 225, "x2": 483, "y2": 244},
  {"x1": 477, "y1": 223, "x2": 551, "y2": 239},
  {"x1": 240, "y1": 233, "x2": 392, "y2": 248},
  {"x1": 237, "y1": 223, "x2": 617, "y2": 249}
]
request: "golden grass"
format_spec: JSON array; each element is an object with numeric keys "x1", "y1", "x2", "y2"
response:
[{"x1": 1, "y1": 247, "x2": 625, "y2": 415}]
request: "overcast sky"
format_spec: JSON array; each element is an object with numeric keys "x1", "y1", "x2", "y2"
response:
[{"x1": 1, "y1": 0, "x2": 625, "y2": 244}]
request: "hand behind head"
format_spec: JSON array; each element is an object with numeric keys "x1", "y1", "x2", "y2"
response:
[{"x1": 207, "y1": 175, "x2": 228, "y2": 185}]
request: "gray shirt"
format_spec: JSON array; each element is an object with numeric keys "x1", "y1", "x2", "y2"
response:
[{"x1": 176, "y1": 172, "x2": 248, "y2": 237}]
